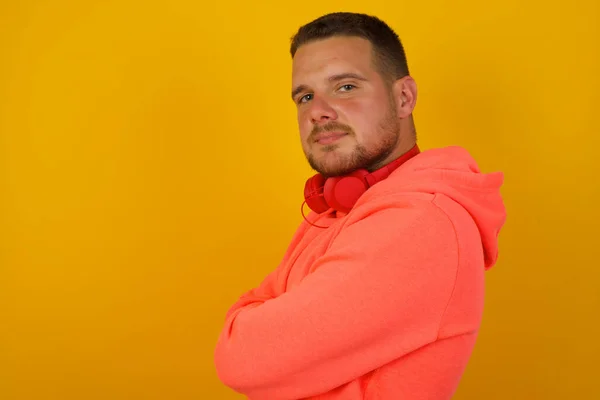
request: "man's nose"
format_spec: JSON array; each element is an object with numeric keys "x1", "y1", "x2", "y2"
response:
[{"x1": 309, "y1": 96, "x2": 338, "y2": 124}]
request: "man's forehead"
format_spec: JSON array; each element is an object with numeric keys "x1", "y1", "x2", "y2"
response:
[{"x1": 292, "y1": 37, "x2": 374, "y2": 80}]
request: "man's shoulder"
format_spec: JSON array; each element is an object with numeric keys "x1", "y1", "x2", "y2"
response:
[{"x1": 341, "y1": 193, "x2": 456, "y2": 239}]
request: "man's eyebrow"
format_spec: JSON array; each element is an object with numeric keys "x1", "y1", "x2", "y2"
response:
[
  {"x1": 291, "y1": 73, "x2": 368, "y2": 100},
  {"x1": 291, "y1": 84, "x2": 308, "y2": 100},
  {"x1": 328, "y1": 72, "x2": 368, "y2": 83}
]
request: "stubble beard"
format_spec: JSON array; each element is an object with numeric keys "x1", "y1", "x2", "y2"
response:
[{"x1": 306, "y1": 103, "x2": 401, "y2": 178}]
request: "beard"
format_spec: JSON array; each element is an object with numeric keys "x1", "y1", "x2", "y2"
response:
[{"x1": 305, "y1": 98, "x2": 401, "y2": 178}]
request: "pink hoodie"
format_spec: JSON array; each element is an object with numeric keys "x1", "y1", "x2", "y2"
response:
[{"x1": 214, "y1": 146, "x2": 506, "y2": 400}]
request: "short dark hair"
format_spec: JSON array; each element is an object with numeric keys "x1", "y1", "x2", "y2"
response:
[{"x1": 290, "y1": 12, "x2": 410, "y2": 83}]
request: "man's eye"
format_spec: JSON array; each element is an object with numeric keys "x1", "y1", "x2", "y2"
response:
[
  {"x1": 299, "y1": 94, "x2": 313, "y2": 104},
  {"x1": 339, "y1": 84, "x2": 355, "y2": 91}
]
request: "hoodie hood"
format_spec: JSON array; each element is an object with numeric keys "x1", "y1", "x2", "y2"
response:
[{"x1": 362, "y1": 145, "x2": 506, "y2": 270}]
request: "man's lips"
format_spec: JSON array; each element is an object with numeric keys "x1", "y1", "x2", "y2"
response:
[{"x1": 313, "y1": 132, "x2": 348, "y2": 145}]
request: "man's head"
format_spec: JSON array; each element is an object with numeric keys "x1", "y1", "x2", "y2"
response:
[{"x1": 290, "y1": 12, "x2": 418, "y2": 177}]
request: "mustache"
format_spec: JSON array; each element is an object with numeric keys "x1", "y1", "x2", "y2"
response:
[{"x1": 309, "y1": 122, "x2": 354, "y2": 141}]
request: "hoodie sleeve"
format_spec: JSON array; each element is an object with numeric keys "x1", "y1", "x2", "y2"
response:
[
  {"x1": 219, "y1": 221, "x2": 312, "y2": 320},
  {"x1": 214, "y1": 201, "x2": 460, "y2": 400}
]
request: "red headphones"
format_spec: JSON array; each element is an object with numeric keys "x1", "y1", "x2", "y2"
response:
[{"x1": 303, "y1": 144, "x2": 421, "y2": 214}]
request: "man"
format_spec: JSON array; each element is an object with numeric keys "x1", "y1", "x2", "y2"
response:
[{"x1": 214, "y1": 12, "x2": 506, "y2": 400}]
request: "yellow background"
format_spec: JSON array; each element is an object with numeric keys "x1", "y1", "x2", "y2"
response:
[{"x1": 1, "y1": 0, "x2": 598, "y2": 399}]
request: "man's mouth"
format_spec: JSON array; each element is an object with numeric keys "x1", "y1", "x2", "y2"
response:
[{"x1": 314, "y1": 132, "x2": 347, "y2": 145}]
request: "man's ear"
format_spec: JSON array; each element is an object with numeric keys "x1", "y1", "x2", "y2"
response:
[{"x1": 393, "y1": 76, "x2": 417, "y2": 118}]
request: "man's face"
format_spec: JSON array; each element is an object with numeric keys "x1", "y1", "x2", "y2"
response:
[{"x1": 291, "y1": 36, "x2": 401, "y2": 177}]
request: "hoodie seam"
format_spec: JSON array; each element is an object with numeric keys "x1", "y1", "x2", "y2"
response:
[
  {"x1": 362, "y1": 196, "x2": 461, "y2": 399},
  {"x1": 431, "y1": 194, "x2": 461, "y2": 341}
]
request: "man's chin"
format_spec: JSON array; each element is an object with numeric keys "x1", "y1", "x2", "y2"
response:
[
  {"x1": 308, "y1": 155, "x2": 361, "y2": 178},
  {"x1": 306, "y1": 144, "x2": 372, "y2": 177}
]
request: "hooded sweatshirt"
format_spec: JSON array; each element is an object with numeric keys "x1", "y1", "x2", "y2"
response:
[{"x1": 214, "y1": 145, "x2": 507, "y2": 400}]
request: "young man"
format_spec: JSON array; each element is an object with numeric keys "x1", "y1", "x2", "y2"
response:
[{"x1": 214, "y1": 12, "x2": 506, "y2": 400}]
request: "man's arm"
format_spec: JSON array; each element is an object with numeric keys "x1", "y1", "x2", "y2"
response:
[
  {"x1": 221, "y1": 216, "x2": 316, "y2": 321},
  {"x1": 214, "y1": 202, "x2": 460, "y2": 400}
]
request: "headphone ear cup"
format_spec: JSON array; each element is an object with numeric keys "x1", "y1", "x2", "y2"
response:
[
  {"x1": 323, "y1": 169, "x2": 370, "y2": 214},
  {"x1": 304, "y1": 174, "x2": 330, "y2": 214}
]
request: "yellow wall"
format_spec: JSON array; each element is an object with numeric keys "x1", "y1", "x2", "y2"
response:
[{"x1": 1, "y1": 0, "x2": 598, "y2": 399}]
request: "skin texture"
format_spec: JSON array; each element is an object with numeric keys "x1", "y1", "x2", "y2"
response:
[{"x1": 291, "y1": 36, "x2": 418, "y2": 177}]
